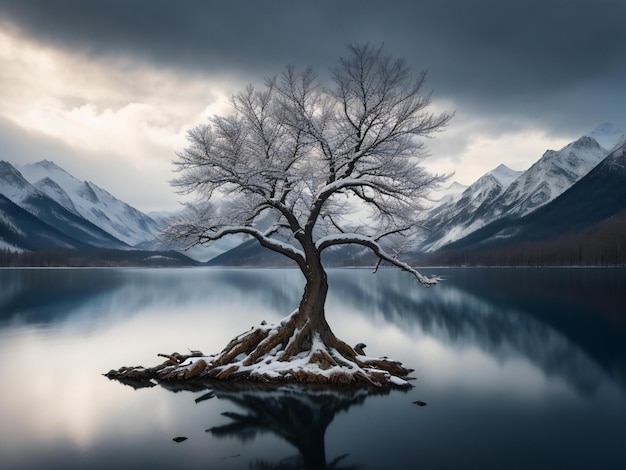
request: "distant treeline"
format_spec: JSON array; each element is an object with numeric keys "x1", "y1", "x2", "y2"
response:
[
  {"x1": 424, "y1": 214, "x2": 626, "y2": 267},
  {"x1": 0, "y1": 248, "x2": 199, "y2": 268}
]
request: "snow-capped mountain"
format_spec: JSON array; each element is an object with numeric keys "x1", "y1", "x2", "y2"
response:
[
  {"x1": 0, "y1": 161, "x2": 127, "y2": 250},
  {"x1": 488, "y1": 134, "x2": 609, "y2": 220},
  {"x1": 426, "y1": 181, "x2": 468, "y2": 209},
  {"x1": 420, "y1": 164, "x2": 523, "y2": 251},
  {"x1": 0, "y1": 159, "x2": 237, "y2": 261},
  {"x1": 19, "y1": 160, "x2": 162, "y2": 246},
  {"x1": 587, "y1": 122, "x2": 624, "y2": 152},
  {"x1": 489, "y1": 163, "x2": 522, "y2": 188},
  {"x1": 442, "y1": 140, "x2": 626, "y2": 256},
  {"x1": 0, "y1": 160, "x2": 38, "y2": 203},
  {"x1": 419, "y1": 123, "x2": 625, "y2": 252}
]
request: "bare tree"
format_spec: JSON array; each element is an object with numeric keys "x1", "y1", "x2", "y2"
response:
[{"x1": 117, "y1": 44, "x2": 451, "y2": 388}]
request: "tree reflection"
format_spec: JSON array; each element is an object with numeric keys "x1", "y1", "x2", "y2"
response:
[
  {"x1": 209, "y1": 385, "x2": 374, "y2": 469},
  {"x1": 159, "y1": 380, "x2": 388, "y2": 469}
]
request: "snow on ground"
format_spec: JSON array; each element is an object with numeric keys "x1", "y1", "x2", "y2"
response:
[{"x1": 150, "y1": 310, "x2": 412, "y2": 388}]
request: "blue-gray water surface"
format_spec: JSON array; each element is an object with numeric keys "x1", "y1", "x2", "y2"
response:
[{"x1": 0, "y1": 267, "x2": 625, "y2": 469}]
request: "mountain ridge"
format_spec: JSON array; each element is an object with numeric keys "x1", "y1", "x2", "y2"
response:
[
  {"x1": 0, "y1": 161, "x2": 128, "y2": 250},
  {"x1": 418, "y1": 124, "x2": 624, "y2": 252},
  {"x1": 434, "y1": 142, "x2": 626, "y2": 265},
  {"x1": 19, "y1": 160, "x2": 163, "y2": 246}
]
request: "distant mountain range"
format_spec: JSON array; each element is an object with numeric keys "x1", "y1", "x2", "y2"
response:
[
  {"x1": 0, "y1": 161, "x2": 128, "y2": 251},
  {"x1": 0, "y1": 159, "x2": 197, "y2": 265},
  {"x1": 415, "y1": 122, "x2": 626, "y2": 265},
  {"x1": 419, "y1": 123, "x2": 624, "y2": 252},
  {"x1": 434, "y1": 136, "x2": 626, "y2": 266},
  {"x1": 2, "y1": 122, "x2": 625, "y2": 266}
]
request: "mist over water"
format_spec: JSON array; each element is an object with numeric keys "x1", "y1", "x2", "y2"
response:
[{"x1": 1, "y1": 267, "x2": 625, "y2": 469}]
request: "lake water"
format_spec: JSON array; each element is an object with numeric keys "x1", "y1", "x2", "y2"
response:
[{"x1": 0, "y1": 267, "x2": 625, "y2": 469}]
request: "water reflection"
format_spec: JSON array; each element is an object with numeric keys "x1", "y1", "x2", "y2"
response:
[
  {"x1": 106, "y1": 372, "x2": 383, "y2": 469},
  {"x1": 1, "y1": 268, "x2": 625, "y2": 469},
  {"x1": 1, "y1": 267, "x2": 624, "y2": 396},
  {"x1": 169, "y1": 381, "x2": 382, "y2": 470},
  {"x1": 324, "y1": 269, "x2": 626, "y2": 395},
  {"x1": 0, "y1": 268, "x2": 304, "y2": 327}
]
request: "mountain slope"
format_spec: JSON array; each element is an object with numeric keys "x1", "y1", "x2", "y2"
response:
[
  {"x1": 487, "y1": 135, "x2": 608, "y2": 220},
  {"x1": 440, "y1": 142, "x2": 626, "y2": 262},
  {"x1": 0, "y1": 161, "x2": 127, "y2": 250},
  {"x1": 420, "y1": 164, "x2": 523, "y2": 251},
  {"x1": 419, "y1": 124, "x2": 624, "y2": 252},
  {"x1": 0, "y1": 194, "x2": 87, "y2": 251},
  {"x1": 587, "y1": 122, "x2": 625, "y2": 152},
  {"x1": 19, "y1": 160, "x2": 162, "y2": 246}
]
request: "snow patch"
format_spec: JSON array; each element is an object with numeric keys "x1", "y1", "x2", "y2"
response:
[
  {"x1": 0, "y1": 240, "x2": 23, "y2": 252},
  {"x1": 488, "y1": 164, "x2": 523, "y2": 189},
  {"x1": 586, "y1": 122, "x2": 625, "y2": 152},
  {"x1": 140, "y1": 310, "x2": 412, "y2": 389}
]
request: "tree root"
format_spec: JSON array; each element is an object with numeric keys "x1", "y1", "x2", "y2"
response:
[{"x1": 104, "y1": 310, "x2": 415, "y2": 389}]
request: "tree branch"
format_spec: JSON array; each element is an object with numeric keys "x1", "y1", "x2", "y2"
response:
[{"x1": 316, "y1": 234, "x2": 438, "y2": 286}]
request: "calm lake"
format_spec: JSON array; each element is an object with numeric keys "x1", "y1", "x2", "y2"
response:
[{"x1": 0, "y1": 267, "x2": 625, "y2": 469}]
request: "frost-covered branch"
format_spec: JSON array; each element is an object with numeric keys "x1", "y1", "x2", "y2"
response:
[
  {"x1": 316, "y1": 233, "x2": 438, "y2": 286},
  {"x1": 169, "y1": 214, "x2": 306, "y2": 268}
]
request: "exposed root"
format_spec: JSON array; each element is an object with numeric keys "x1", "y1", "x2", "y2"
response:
[{"x1": 105, "y1": 310, "x2": 415, "y2": 389}]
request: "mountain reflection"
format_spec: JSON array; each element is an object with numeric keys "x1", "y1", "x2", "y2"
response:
[
  {"x1": 0, "y1": 268, "x2": 304, "y2": 326},
  {"x1": 0, "y1": 268, "x2": 126, "y2": 324},
  {"x1": 325, "y1": 268, "x2": 626, "y2": 395}
]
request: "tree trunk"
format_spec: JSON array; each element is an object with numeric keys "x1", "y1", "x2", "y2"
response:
[
  {"x1": 278, "y1": 251, "x2": 343, "y2": 359},
  {"x1": 299, "y1": 256, "x2": 330, "y2": 331}
]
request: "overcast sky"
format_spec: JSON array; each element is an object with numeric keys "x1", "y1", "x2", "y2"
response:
[{"x1": 1, "y1": 0, "x2": 624, "y2": 213}]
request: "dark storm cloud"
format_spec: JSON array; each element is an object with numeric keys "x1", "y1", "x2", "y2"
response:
[{"x1": 1, "y1": 0, "x2": 625, "y2": 136}]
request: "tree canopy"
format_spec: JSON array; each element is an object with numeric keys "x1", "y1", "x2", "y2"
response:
[{"x1": 169, "y1": 43, "x2": 452, "y2": 283}]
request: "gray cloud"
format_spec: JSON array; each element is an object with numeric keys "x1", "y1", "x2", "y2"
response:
[
  {"x1": 0, "y1": 117, "x2": 181, "y2": 212},
  {"x1": 1, "y1": 0, "x2": 624, "y2": 137},
  {"x1": 0, "y1": 0, "x2": 625, "y2": 211}
]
